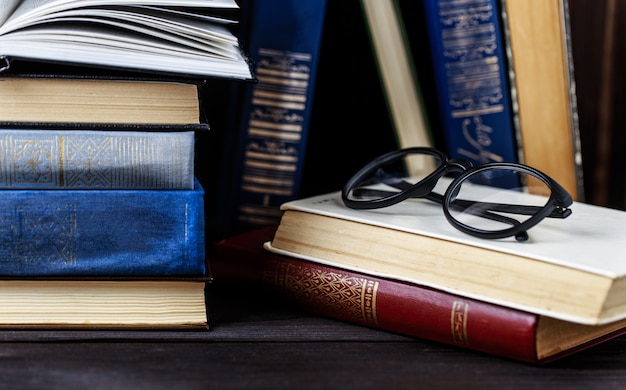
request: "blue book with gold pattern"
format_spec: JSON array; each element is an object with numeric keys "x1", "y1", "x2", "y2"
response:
[
  {"x1": 423, "y1": 0, "x2": 519, "y2": 175},
  {"x1": 0, "y1": 129, "x2": 195, "y2": 189},
  {"x1": 213, "y1": 0, "x2": 327, "y2": 239},
  {"x1": 0, "y1": 180, "x2": 205, "y2": 276}
]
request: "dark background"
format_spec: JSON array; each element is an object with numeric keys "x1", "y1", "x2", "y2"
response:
[{"x1": 568, "y1": 0, "x2": 626, "y2": 210}]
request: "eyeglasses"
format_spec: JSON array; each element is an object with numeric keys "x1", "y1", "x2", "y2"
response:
[{"x1": 341, "y1": 147, "x2": 573, "y2": 242}]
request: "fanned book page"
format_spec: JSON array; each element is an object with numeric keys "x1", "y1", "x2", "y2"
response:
[{"x1": 0, "y1": 0, "x2": 252, "y2": 79}]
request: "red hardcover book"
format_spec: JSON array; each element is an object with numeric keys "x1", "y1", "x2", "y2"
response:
[{"x1": 209, "y1": 226, "x2": 626, "y2": 364}]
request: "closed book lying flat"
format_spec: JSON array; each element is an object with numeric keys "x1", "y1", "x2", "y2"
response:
[
  {"x1": 0, "y1": 181, "x2": 205, "y2": 277},
  {"x1": 211, "y1": 226, "x2": 626, "y2": 364},
  {"x1": 0, "y1": 129, "x2": 195, "y2": 189},
  {"x1": 265, "y1": 191, "x2": 626, "y2": 325},
  {"x1": 0, "y1": 278, "x2": 208, "y2": 329},
  {"x1": 0, "y1": 75, "x2": 205, "y2": 127}
]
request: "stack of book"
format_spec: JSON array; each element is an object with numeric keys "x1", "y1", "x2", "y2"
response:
[
  {"x1": 0, "y1": 1, "x2": 253, "y2": 329},
  {"x1": 210, "y1": 191, "x2": 626, "y2": 364}
]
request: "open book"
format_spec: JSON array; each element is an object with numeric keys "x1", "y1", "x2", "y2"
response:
[{"x1": 0, "y1": 0, "x2": 252, "y2": 79}]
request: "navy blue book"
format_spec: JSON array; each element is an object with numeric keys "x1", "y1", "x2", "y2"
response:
[
  {"x1": 0, "y1": 180, "x2": 205, "y2": 276},
  {"x1": 423, "y1": 0, "x2": 519, "y2": 187},
  {"x1": 214, "y1": 0, "x2": 327, "y2": 238}
]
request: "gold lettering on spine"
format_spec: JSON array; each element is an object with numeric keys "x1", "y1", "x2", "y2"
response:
[
  {"x1": 361, "y1": 280, "x2": 378, "y2": 325},
  {"x1": 451, "y1": 301, "x2": 470, "y2": 344}
]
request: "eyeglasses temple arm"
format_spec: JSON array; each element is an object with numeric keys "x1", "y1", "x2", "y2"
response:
[
  {"x1": 451, "y1": 199, "x2": 571, "y2": 219},
  {"x1": 348, "y1": 186, "x2": 531, "y2": 241}
]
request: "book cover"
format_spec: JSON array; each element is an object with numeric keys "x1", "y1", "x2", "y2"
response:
[
  {"x1": 266, "y1": 191, "x2": 626, "y2": 325},
  {"x1": 502, "y1": 0, "x2": 584, "y2": 201},
  {"x1": 0, "y1": 129, "x2": 195, "y2": 189},
  {"x1": 0, "y1": 180, "x2": 206, "y2": 276},
  {"x1": 213, "y1": 0, "x2": 327, "y2": 238},
  {"x1": 0, "y1": 1, "x2": 252, "y2": 80},
  {"x1": 423, "y1": 0, "x2": 519, "y2": 176},
  {"x1": 297, "y1": 0, "x2": 410, "y2": 200},
  {"x1": 211, "y1": 226, "x2": 626, "y2": 364},
  {"x1": 0, "y1": 73, "x2": 206, "y2": 128},
  {"x1": 360, "y1": 0, "x2": 433, "y2": 164}
]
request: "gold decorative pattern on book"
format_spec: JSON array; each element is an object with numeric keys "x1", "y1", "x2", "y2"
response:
[
  {"x1": 12, "y1": 137, "x2": 56, "y2": 185},
  {"x1": 451, "y1": 301, "x2": 470, "y2": 344},
  {"x1": 238, "y1": 49, "x2": 314, "y2": 226},
  {"x1": 0, "y1": 132, "x2": 193, "y2": 189},
  {"x1": 269, "y1": 262, "x2": 379, "y2": 325},
  {"x1": 0, "y1": 204, "x2": 77, "y2": 266}
]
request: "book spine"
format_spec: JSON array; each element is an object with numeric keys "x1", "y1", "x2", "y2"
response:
[
  {"x1": 423, "y1": 0, "x2": 519, "y2": 174},
  {"x1": 210, "y1": 226, "x2": 541, "y2": 364},
  {"x1": 216, "y1": 0, "x2": 327, "y2": 236},
  {"x1": 501, "y1": 0, "x2": 584, "y2": 201},
  {"x1": 360, "y1": 0, "x2": 433, "y2": 154},
  {"x1": 0, "y1": 130, "x2": 195, "y2": 189},
  {"x1": 0, "y1": 182, "x2": 206, "y2": 276}
]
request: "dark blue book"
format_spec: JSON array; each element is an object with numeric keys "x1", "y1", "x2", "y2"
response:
[
  {"x1": 0, "y1": 180, "x2": 205, "y2": 276},
  {"x1": 214, "y1": 0, "x2": 327, "y2": 238},
  {"x1": 423, "y1": 0, "x2": 519, "y2": 187}
]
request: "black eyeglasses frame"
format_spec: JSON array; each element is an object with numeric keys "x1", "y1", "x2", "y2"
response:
[{"x1": 341, "y1": 147, "x2": 573, "y2": 241}]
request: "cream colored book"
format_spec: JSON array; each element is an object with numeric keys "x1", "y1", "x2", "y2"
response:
[
  {"x1": 265, "y1": 191, "x2": 626, "y2": 325},
  {"x1": 360, "y1": 0, "x2": 433, "y2": 177},
  {"x1": 0, "y1": 76, "x2": 202, "y2": 125},
  {"x1": 503, "y1": 0, "x2": 583, "y2": 200},
  {"x1": 0, "y1": 279, "x2": 208, "y2": 329}
]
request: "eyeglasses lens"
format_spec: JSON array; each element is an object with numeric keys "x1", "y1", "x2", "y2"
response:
[
  {"x1": 447, "y1": 168, "x2": 552, "y2": 233},
  {"x1": 346, "y1": 151, "x2": 443, "y2": 202}
]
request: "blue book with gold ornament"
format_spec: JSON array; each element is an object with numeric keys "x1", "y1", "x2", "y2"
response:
[
  {"x1": 423, "y1": 0, "x2": 519, "y2": 173},
  {"x1": 213, "y1": 0, "x2": 328, "y2": 238},
  {"x1": 0, "y1": 180, "x2": 205, "y2": 276}
]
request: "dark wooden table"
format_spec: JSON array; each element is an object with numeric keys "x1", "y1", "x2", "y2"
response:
[{"x1": 0, "y1": 282, "x2": 624, "y2": 389}]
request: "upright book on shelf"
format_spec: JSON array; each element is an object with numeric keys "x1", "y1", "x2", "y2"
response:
[
  {"x1": 212, "y1": 0, "x2": 327, "y2": 238},
  {"x1": 211, "y1": 226, "x2": 626, "y2": 364},
  {"x1": 502, "y1": 0, "x2": 584, "y2": 201},
  {"x1": 0, "y1": 0, "x2": 252, "y2": 79},
  {"x1": 423, "y1": 0, "x2": 519, "y2": 167},
  {"x1": 360, "y1": 0, "x2": 433, "y2": 167},
  {"x1": 264, "y1": 191, "x2": 626, "y2": 326}
]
